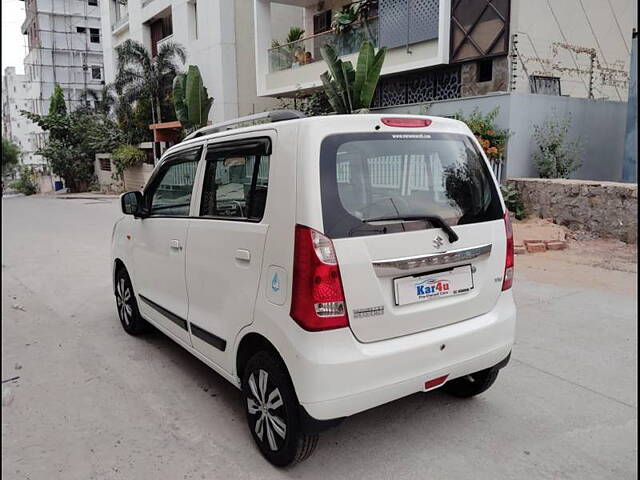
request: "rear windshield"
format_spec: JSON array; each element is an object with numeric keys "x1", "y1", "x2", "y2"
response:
[{"x1": 320, "y1": 132, "x2": 503, "y2": 238}]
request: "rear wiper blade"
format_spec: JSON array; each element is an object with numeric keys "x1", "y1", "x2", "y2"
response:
[{"x1": 361, "y1": 214, "x2": 459, "y2": 243}]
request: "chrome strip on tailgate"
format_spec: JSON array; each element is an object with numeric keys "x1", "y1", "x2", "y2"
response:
[{"x1": 372, "y1": 244, "x2": 492, "y2": 276}]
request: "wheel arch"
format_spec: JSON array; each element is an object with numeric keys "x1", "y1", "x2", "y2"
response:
[{"x1": 235, "y1": 332, "x2": 288, "y2": 384}]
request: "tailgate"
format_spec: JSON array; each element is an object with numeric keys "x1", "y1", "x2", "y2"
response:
[{"x1": 335, "y1": 220, "x2": 506, "y2": 343}]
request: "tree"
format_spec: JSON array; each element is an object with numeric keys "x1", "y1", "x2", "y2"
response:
[
  {"x1": 320, "y1": 41, "x2": 386, "y2": 114},
  {"x1": 2, "y1": 137, "x2": 21, "y2": 176},
  {"x1": 21, "y1": 85, "x2": 101, "y2": 192},
  {"x1": 81, "y1": 84, "x2": 116, "y2": 117},
  {"x1": 49, "y1": 83, "x2": 67, "y2": 115},
  {"x1": 173, "y1": 65, "x2": 214, "y2": 133},
  {"x1": 115, "y1": 39, "x2": 186, "y2": 125}
]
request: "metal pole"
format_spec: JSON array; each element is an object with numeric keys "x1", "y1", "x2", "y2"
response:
[{"x1": 622, "y1": 29, "x2": 637, "y2": 182}]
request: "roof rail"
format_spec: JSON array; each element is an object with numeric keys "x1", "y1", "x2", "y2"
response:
[{"x1": 182, "y1": 110, "x2": 306, "y2": 142}]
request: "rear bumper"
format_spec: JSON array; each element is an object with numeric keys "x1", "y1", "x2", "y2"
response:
[{"x1": 288, "y1": 291, "x2": 516, "y2": 421}]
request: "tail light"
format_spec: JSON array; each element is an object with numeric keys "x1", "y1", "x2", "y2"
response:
[
  {"x1": 290, "y1": 225, "x2": 349, "y2": 331},
  {"x1": 381, "y1": 117, "x2": 432, "y2": 128},
  {"x1": 502, "y1": 210, "x2": 514, "y2": 291}
]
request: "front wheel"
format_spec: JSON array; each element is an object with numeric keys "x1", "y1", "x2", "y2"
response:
[
  {"x1": 242, "y1": 351, "x2": 318, "y2": 467},
  {"x1": 114, "y1": 268, "x2": 148, "y2": 336}
]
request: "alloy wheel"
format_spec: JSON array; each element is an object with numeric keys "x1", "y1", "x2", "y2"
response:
[
  {"x1": 116, "y1": 277, "x2": 132, "y2": 326},
  {"x1": 246, "y1": 369, "x2": 287, "y2": 451}
]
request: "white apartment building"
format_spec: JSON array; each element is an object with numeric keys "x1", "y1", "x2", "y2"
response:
[
  {"x1": 254, "y1": 0, "x2": 637, "y2": 105},
  {"x1": 100, "y1": 0, "x2": 302, "y2": 124},
  {"x1": 2, "y1": 67, "x2": 46, "y2": 168},
  {"x1": 21, "y1": 0, "x2": 105, "y2": 115}
]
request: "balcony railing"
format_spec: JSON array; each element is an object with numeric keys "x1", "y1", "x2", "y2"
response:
[
  {"x1": 157, "y1": 34, "x2": 175, "y2": 50},
  {"x1": 111, "y1": 13, "x2": 129, "y2": 32},
  {"x1": 268, "y1": 17, "x2": 379, "y2": 73}
]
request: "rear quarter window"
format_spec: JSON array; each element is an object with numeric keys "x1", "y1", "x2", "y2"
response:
[{"x1": 319, "y1": 132, "x2": 503, "y2": 238}]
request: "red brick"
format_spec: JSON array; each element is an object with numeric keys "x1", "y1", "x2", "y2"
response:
[
  {"x1": 526, "y1": 242, "x2": 547, "y2": 253},
  {"x1": 545, "y1": 240, "x2": 566, "y2": 250},
  {"x1": 514, "y1": 245, "x2": 526, "y2": 255}
]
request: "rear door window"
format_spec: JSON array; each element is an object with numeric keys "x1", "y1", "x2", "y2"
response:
[
  {"x1": 320, "y1": 132, "x2": 503, "y2": 238},
  {"x1": 199, "y1": 138, "x2": 271, "y2": 220}
]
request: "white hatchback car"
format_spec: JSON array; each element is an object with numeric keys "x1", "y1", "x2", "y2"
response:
[{"x1": 112, "y1": 112, "x2": 516, "y2": 467}]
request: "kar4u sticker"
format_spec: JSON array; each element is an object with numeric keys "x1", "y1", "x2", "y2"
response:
[{"x1": 415, "y1": 278, "x2": 450, "y2": 298}]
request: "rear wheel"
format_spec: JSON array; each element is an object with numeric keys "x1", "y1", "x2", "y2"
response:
[
  {"x1": 115, "y1": 268, "x2": 148, "y2": 336},
  {"x1": 242, "y1": 351, "x2": 318, "y2": 467},
  {"x1": 443, "y1": 366, "x2": 499, "y2": 398}
]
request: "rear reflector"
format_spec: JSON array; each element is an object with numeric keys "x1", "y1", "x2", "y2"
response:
[
  {"x1": 381, "y1": 117, "x2": 432, "y2": 128},
  {"x1": 502, "y1": 210, "x2": 514, "y2": 291},
  {"x1": 425, "y1": 375, "x2": 449, "y2": 390},
  {"x1": 290, "y1": 225, "x2": 349, "y2": 331}
]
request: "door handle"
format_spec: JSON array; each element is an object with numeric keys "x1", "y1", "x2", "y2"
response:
[
  {"x1": 169, "y1": 239, "x2": 183, "y2": 250},
  {"x1": 235, "y1": 249, "x2": 251, "y2": 262}
]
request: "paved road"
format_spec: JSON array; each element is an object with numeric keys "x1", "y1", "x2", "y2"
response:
[{"x1": 2, "y1": 196, "x2": 637, "y2": 480}]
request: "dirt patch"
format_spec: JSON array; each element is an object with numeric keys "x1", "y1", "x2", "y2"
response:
[
  {"x1": 512, "y1": 217, "x2": 570, "y2": 245},
  {"x1": 515, "y1": 238, "x2": 637, "y2": 296}
]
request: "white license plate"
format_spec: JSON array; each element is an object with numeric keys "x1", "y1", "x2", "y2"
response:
[{"x1": 394, "y1": 265, "x2": 474, "y2": 306}]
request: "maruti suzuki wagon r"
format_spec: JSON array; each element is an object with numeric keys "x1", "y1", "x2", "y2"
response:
[{"x1": 111, "y1": 112, "x2": 516, "y2": 467}]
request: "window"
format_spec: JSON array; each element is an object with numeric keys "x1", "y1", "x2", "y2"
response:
[
  {"x1": 313, "y1": 10, "x2": 332, "y2": 34},
  {"x1": 76, "y1": 27, "x2": 86, "y2": 33},
  {"x1": 199, "y1": 139, "x2": 271, "y2": 220},
  {"x1": 99, "y1": 158, "x2": 111, "y2": 171},
  {"x1": 89, "y1": 28, "x2": 100, "y2": 43},
  {"x1": 476, "y1": 59, "x2": 493, "y2": 82},
  {"x1": 320, "y1": 133, "x2": 502, "y2": 239},
  {"x1": 147, "y1": 149, "x2": 201, "y2": 216},
  {"x1": 88, "y1": 0, "x2": 98, "y2": 6},
  {"x1": 91, "y1": 66, "x2": 101, "y2": 80}
]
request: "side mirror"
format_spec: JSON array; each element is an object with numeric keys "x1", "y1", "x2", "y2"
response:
[{"x1": 121, "y1": 191, "x2": 144, "y2": 217}]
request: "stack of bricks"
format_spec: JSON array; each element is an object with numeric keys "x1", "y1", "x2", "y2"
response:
[{"x1": 518, "y1": 239, "x2": 567, "y2": 254}]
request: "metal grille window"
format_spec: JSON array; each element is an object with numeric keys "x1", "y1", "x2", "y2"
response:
[
  {"x1": 379, "y1": 0, "x2": 439, "y2": 49},
  {"x1": 373, "y1": 65, "x2": 461, "y2": 108},
  {"x1": 450, "y1": 0, "x2": 510, "y2": 63}
]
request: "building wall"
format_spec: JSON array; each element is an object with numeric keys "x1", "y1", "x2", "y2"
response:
[
  {"x1": 101, "y1": 0, "x2": 301, "y2": 124},
  {"x1": 376, "y1": 92, "x2": 628, "y2": 182},
  {"x1": 22, "y1": 0, "x2": 105, "y2": 112},
  {"x1": 2, "y1": 67, "x2": 46, "y2": 167},
  {"x1": 510, "y1": 0, "x2": 637, "y2": 101}
]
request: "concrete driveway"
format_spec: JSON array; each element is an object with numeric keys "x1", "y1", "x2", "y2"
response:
[{"x1": 2, "y1": 195, "x2": 637, "y2": 479}]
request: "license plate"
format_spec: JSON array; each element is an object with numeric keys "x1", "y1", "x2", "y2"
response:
[{"x1": 394, "y1": 265, "x2": 474, "y2": 306}]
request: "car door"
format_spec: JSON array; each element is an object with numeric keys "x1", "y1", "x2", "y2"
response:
[
  {"x1": 132, "y1": 146, "x2": 202, "y2": 346},
  {"x1": 185, "y1": 136, "x2": 272, "y2": 372}
]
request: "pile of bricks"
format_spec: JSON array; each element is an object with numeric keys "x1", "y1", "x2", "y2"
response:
[{"x1": 515, "y1": 239, "x2": 567, "y2": 254}]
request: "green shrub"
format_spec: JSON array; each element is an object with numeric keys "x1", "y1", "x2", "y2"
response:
[
  {"x1": 453, "y1": 108, "x2": 510, "y2": 165},
  {"x1": 500, "y1": 183, "x2": 525, "y2": 220},
  {"x1": 111, "y1": 145, "x2": 146, "y2": 180},
  {"x1": 532, "y1": 113, "x2": 583, "y2": 178},
  {"x1": 10, "y1": 167, "x2": 38, "y2": 195}
]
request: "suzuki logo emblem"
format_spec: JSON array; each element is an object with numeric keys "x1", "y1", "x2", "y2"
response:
[{"x1": 433, "y1": 235, "x2": 445, "y2": 249}]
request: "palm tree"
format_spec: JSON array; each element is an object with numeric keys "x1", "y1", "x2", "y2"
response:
[
  {"x1": 80, "y1": 84, "x2": 116, "y2": 116},
  {"x1": 115, "y1": 39, "x2": 186, "y2": 124}
]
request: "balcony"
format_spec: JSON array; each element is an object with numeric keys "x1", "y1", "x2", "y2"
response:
[
  {"x1": 156, "y1": 34, "x2": 175, "y2": 52},
  {"x1": 111, "y1": 13, "x2": 129, "y2": 34},
  {"x1": 254, "y1": 0, "x2": 449, "y2": 98},
  {"x1": 268, "y1": 18, "x2": 378, "y2": 73}
]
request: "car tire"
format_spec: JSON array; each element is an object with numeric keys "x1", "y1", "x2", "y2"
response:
[
  {"x1": 242, "y1": 351, "x2": 318, "y2": 467},
  {"x1": 443, "y1": 366, "x2": 499, "y2": 398},
  {"x1": 115, "y1": 267, "x2": 148, "y2": 336}
]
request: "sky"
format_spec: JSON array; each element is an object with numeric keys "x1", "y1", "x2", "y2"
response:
[{"x1": 2, "y1": 0, "x2": 27, "y2": 75}]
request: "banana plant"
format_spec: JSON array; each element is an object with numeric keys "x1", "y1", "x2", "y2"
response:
[
  {"x1": 173, "y1": 65, "x2": 214, "y2": 133},
  {"x1": 320, "y1": 41, "x2": 386, "y2": 114}
]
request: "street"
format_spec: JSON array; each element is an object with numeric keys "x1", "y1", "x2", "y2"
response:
[{"x1": 1, "y1": 195, "x2": 637, "y2": 479}]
